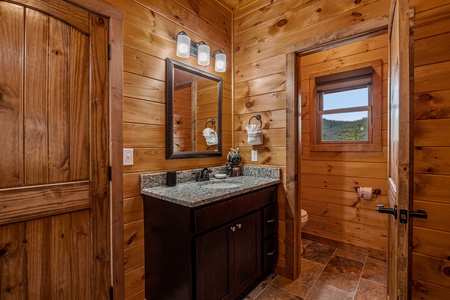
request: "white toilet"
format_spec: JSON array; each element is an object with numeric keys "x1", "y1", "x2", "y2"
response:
[
  {"x1": 301, "y1": 209, "x2": 308, "y2": 228},
  {"x1": 301, "y1": 209, "x2": 309, "y2": 254}
]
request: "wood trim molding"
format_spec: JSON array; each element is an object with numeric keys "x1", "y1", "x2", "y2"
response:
[
  {"x1": 286, "y1": 15, "x2": 389, "y2": 54},
  {"x1": 285, "y1": 52, "x2": 300, "y2": 279},
  {"x1": 65, "y1": 0, "x2": 124, "y2": 299}
]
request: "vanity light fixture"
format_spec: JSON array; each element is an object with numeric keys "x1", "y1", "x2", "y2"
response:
[
  {"x1": 214, "y1": 50, "x2": 226, "y2": 72},
  {"x1": 197, "y1": 41, "x2": 210, "y2": 66},
  {"x1": 176, "y1": 31, "x2": 191, "y2": 58},
  {"x1": 173, "y1": 31, "x2": 226, "y2": 72}
]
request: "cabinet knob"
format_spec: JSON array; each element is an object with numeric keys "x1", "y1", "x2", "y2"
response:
[
  {"x1": 236, "y1": 223, "x2": 242, "y2": 229},
  {"x1": 230, "y1": 226, "x2": 236, "y2": 232}
]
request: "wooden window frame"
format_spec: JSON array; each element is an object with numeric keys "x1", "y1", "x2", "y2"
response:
[{"x1": 310, "y1": 59, "x2": 382, "y2": 152}]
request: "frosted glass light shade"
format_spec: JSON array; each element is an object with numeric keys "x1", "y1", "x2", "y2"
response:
[
  {"x1": 176, "y1": 32, "x2": 190, "y2": 58},
  {"x1": 215, "y1": 52, "x2": 226, "y2": 72},
  {"x1": 197, "y1": 42, "x2": 210, "y2": 66}
]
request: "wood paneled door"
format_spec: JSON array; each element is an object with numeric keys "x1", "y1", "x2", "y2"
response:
[
  {"x1": 0, "y1": 0, "x2": 118, "y2": 298},
  {"x1": 385, "y1": 0, "x2": 413, "y2": 299}
]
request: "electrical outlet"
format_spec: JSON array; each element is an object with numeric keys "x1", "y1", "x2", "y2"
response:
[
  {"x1": 251, "y1": 150, "x2": 258, "y2": 162},
  {"x1": 123, "y1": 148, "x2": 134, "y2": 166}
]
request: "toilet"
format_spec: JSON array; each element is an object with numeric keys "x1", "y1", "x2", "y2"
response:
[
  {"x1": 301, "y1": 209, "x2": 308, "y2": 228},
  {"x1": 301, "y1": 209, "x2": 309, "y2": 254}
]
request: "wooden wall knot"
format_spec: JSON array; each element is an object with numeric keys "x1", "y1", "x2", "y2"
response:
[
  {"x1": 443, "y1": 266, "x2": 450, "y2": 277},
  {"x1": 352, "y1": 12, "x2": 363, "y2": 17},
  {"x1": 245, "y1": 101, "x2": 253, "y2": 108},
  {"x1": 0, "y1": 89, "x2": 8, "y2": 109},
  {"x1": 127, "y1": 233, "x2": 137, "y2": 245},
  {"x1": 419, "y1": 93, "x2": 432, "y2": 101},
  {"x1": 0, "y1": 243, "x2": 12, "y2": 260},
  {"x1": 98, "y1": 17, "x2": 105, "y2": 25},
  {"x1": 354, "y1": 0, "x2": 362, "y2": 4},
  {"x1": 316, "y1": 8, "x2": 322, "y2": 13},
  {"x1": 276, "y1": 19, "x2": 288, "y2": 27}
]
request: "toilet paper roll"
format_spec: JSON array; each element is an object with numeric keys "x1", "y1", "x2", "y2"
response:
[{"x1": 358, "y1": 187, "x2": 373, "y2": 200}]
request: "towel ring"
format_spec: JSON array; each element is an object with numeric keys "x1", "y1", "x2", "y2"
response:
[
  {"x1": 204, "y1": 119, "x2": 216, "y2": 131},
  {"x1": 248, "y1": 114, "x2": 262, "y2": 128}
]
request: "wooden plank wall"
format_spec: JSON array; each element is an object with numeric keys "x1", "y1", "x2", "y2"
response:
[
  {"x1": 411, "y1": 1, "x2": 450, "y2": 298},
  {"x1": 232, "y1": 0, "x2": 391, "y2": 275},
  {"x1": 99, "y1": 0, "x2": 232, "y2": 299},
  {"x1": 300, "y1": 35, "x2": 389, "y2": 260}
]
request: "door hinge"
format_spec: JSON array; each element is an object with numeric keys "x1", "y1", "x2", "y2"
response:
[
  {"x1": 108, "y1": 166, "x2": 112, "y2": 181},
  {"x1": 110, "y1": 286, "x2": 113, "y2": 300},
  {"x1": 108, "y1": 44, "x2": 112, "y2": 60},
  {"x1": 294, "y1": 174, "x2": 298, "y2": 181}
]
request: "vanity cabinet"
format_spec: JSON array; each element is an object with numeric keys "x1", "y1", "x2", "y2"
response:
[{"x1": 143, "y1": 185, "x2": 278, "y2": 300}]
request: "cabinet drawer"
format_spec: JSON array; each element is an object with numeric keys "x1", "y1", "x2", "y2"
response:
[
  {"x1": 263, "y1": 235, "x2": 277, "y2": 273},
  {"x1": 194, "y1": 185, "x2": 277, "y2": 235},
  {"x1": 263, "y1": 204, "x2": 277, "y2": 239}
]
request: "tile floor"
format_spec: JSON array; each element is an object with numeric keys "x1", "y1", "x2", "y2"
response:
[{"x1": 244, "y1": 239, "x2": 387, "y2": 300}]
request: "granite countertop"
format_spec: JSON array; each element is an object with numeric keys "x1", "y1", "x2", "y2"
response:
[{"x1": 141, "y1": 166, "x2": 280, "y2": 208}]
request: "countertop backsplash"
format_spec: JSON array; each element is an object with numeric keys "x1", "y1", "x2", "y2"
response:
[{"x1": 141, "y1": 166, "x2": 280, "y2": 191}]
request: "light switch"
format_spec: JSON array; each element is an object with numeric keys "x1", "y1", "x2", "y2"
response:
[
  {"x1": 251, "y1": 150, "x2": 258, "y2": 162},
  {"x1": 123, "y1": 148, "x2": 134, "y2": 166}
]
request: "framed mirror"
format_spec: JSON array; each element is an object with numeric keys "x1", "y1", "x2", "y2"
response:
[{"x1": 166, "y1": 58, "x2": 223, "y2": 159}]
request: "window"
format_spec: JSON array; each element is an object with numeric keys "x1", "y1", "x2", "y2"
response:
[{"x1": 309, "y1": 60, "x2": 382, "y2": 151}]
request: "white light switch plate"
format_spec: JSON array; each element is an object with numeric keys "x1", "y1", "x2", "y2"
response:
[
  {"x1": 123, "y1": 148, "x2": 134, "y2": 166},
  {"x1": 251, "y1": 150, "x2": 258, "y2": 162}
]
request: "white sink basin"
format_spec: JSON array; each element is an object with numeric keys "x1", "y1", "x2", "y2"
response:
[{"x1": 201, "y1": 182, "x2": 241, "y2": 189}]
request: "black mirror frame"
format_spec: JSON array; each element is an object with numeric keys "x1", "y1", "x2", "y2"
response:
[{"x1": 166, "y1": 58, "x2": 223, "y2": 159}]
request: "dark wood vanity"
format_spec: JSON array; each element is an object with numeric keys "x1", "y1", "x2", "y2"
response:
[{"x1": 143, "y1": 184, "x2": 278, "y2": 300}]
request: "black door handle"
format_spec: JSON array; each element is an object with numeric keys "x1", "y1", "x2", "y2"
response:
[
  {"x1": 410, "y1": 210, "x2": 428, "y2": 219},
  {"x1": 376, "y1": 204, "x2": 397, "y2": 219}
]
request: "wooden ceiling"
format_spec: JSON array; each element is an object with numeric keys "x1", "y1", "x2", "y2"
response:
[{"x1": 214, "y1": 0, "x2": 256, "y2": 10}]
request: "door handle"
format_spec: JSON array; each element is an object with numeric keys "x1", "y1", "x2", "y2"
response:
[
  {"x1": 409, "y1": 210, "x2": 428, "y2": 219},
  {"x1": 376, "y1": 204, "x2": 397, "y2": 219}
]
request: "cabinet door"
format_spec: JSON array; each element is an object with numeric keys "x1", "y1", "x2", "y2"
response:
[
  {"x1": 234, "y1": 212, "x2": 262, "y2": 297},
  {"x1": 196, "y1": 224, "x2": 235, "y2": 300}
]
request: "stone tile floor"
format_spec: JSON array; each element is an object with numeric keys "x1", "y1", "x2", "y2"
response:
[{"x1": 244, "y1": 239, "x2": 387, "y2": 300}]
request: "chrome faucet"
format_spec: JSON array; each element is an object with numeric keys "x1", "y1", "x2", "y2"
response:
[{"x1": 196, "y1": 168, "x2": 211, "y2": 182}]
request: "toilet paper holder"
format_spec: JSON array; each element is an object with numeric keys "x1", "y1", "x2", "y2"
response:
[{"x1": 354, "y1": 187, "x2": 381, "y2": 195}]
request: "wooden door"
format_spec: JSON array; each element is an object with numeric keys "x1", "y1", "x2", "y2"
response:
[
  {"x1": 386, "y1": 0, "x2": 413, "y2": 299},
  {"x1": 0, "y1": 0, "x2": 110, "y2": 299}
]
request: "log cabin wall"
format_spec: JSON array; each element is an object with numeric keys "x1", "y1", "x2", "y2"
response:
[
  {"x1": 299, "y1": 34, "x2": 389, "y2": 260},
  {"x1": 98, "y1": 0, "x2": 232, "y2": 299},
  {"x1": 232, "y1": 0, "x2": 391, "y2": 275},
  {"x1": 411, "y1": 1, "x2": 450, "y2": 298}
]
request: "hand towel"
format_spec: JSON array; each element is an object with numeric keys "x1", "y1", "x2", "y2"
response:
[
  {"x1": 202, "y1": 128, "x2": 218, "y2": 145},
  {"x1": 245, "y1": 124, "x2": 263, "y2": 145}
]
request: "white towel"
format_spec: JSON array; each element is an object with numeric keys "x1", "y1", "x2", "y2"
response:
[
  {"x1": 202, "y1": 128, "x2": 218, "y2": 145},
  {"x1": 245, "y1": 124, "x2": 263, "y2": 145}
]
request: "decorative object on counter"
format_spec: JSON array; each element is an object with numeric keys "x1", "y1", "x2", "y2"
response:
[
  {"x1": 202, "y1": 119, "x2": 218, "y2": 145},
  {"x1": 173, "y1": 31, "x2": 226, "y2": 72},
  {"x1": 227, "y1": 147, "x2": 241, "y2": 166},
  {"x1": 214, "y1": 173, "x2": 227, "y2": 179},
  {"x1": 246, "y1": 114, "x2": 264, "y2": 145},
  {"x1": 166, "y1": 171, "x2": 177, "y2": 187},
  {"x1": 225, "y1": 162, "x2": 233, "y2": 176}
]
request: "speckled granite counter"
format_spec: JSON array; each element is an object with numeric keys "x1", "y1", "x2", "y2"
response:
[{"x1": 141, "y1": 166, "x2": 280, "y2": 207}]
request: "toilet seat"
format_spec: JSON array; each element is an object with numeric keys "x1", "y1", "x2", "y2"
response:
[
  {"x1": 301, "y1": 209, "x2": 308, "y2": 218},
  {"x1": 301, "y1": 209, "x2": 308, "y2": 223}
]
